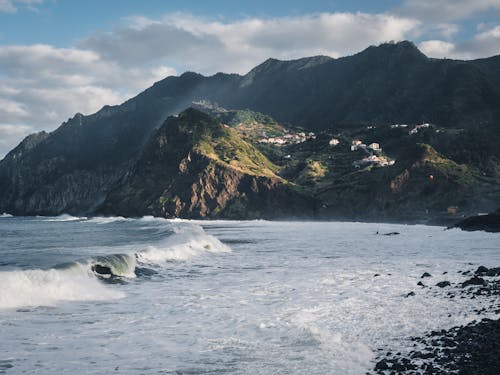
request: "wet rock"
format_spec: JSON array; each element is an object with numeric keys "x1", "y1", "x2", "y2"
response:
[
  {"x1": 406, "y1": 291, "x2": 415, "y2": 297},
  {"x1": 476, "y1": 265, "x2": 489, "y2": 275},
  {"x1": 476, "y1": 266, "x2": 500, "y2": 277},
  {"x1": 383, "y1": 232, "x2": 400, "y2": 236},
  {"x1": 452, "y1": 210, "x2": 500, "y2": 233},
  {"x1": 421, "y1": 272, "x2": 432, "y2": 278},
  {"x1": 417, "y1": 281, "x2": 425, "y2": 287},
  {"x1": 436, "y1": 281, "x2": 451, "y2": 288},
  {"x1": 374, "y1": 359, "x2": 389, "y2": 371},
  {"x1": 462, "y1": 276, "x2": 487, "y2": 288}
]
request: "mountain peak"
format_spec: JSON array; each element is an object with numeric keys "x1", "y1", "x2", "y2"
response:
[{"x1": 361, "y1": 40, "x2": 427, "y2": 60}]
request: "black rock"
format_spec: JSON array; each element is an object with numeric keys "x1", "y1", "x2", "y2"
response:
[
  {"x1": 436, "y1": 281, "x2": 451, "y2": 288},
  {"x1": 374, "y1": 359, "x2": 389, "y2": 371},
  {"x1": 417, "y1": 281, "x2": 425, "y2": 287},
  {"x1": 487, "y1": 267, "x2": 500, "y2": 276},
  {"x1": 476, "y1": 266, "x2": 489, "y2": 275},
  {"x1": 383, "y1": 232, "x2": 400, "y2": 236},
  {"x1": 421, "y1": 272, "x2": 432, "y2": 278},
  {"x1": 453, "y1": 211, "x2": 500, "y2": 233},
  {"x1": 476, "y1": 266, "x2": 500, "y2": 277},
  {"x1": 406, "y1": 291, "x2": 416, "y2": 297},
  {"x1": 462, "y1": 276, "x2": 487, "y2": 288}
]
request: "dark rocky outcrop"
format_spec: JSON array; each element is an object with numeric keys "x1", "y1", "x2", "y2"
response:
[
  {"x1": 452, "y1": 209, "x2": 500, "y2": 232},
  {"x1": 436, "y1": 281, "x2": 451, "y2": 288},
  {"x1": 373, "y1": 265, "x2": 500, "y2": 374},
  {"x1": 476, "y1": 266, "x2": 500, "y2": 277},
  {"x1": 374, "y1": 318, "x2": 500, "y2": 375}
]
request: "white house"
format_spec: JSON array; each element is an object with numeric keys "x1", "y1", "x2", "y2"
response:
[{"x1": 329, "y1": 138, "x2": 340, "y2": 146}]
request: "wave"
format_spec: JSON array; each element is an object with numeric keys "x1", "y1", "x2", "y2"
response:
[
  {"x1": 0, "y1": 221, "x2": 230, "y2": 310},
  {"x1": 43, "y1": 214, "x2": 87, "y2": 222},
  {"x1": 0, "y1": 213, "x2": 13, "y2": 218},
  {"x1": 0, "y1": 264, "x2": 125, "y2": 310},
  {"x1": 90, "y1": 254, "x2": 137, "y2": 278},
  {"x1": 135, "y1": 222, "x2": 231, "y2": 264},
  {"x1": 85, "y1": 216, "x2": 129, "y2": 224}
]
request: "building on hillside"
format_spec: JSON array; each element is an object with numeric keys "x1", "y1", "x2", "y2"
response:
[
  {"x1": 351, "y1": 139, "x2": 363, "y2": 151},
  {"x1": 329, "y1": 138, "x2": 340, "y2": 146}
]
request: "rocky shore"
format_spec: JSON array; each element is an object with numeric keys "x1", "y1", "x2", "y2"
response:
[
  {"x1": 372, "y1": 266, "x2": 500, "y2": 374},
  {"x1": 452, "y1": 209, "x2": 500, "y2": 233}
]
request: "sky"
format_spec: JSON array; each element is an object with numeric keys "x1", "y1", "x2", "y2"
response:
[{"x1": 0, "y1": 0, "x2": 499, "y2": 158}]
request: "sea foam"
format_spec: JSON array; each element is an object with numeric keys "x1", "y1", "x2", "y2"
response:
[
  {"x1": 0, "y1": 265, "x2": 124, "y2": 310},
  {"x1": 136, "y1": 223, "x2": 231, "y2": 264}
]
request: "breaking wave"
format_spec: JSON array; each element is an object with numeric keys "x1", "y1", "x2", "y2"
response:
[
  {"x1": 0, "y1": 213, "x2": 13, "y2": 218},
  {"x1": 43, "y1": 214, "x2": 87, "y2": 222},
  {"x1": 0, "y1": 220, "x2": 230, "y2": 310},
  {"x1": 136, "y1": 223, "x2": 231, "y2": 264},
  {"x1": 85, "y1": 216, "x2": 128, "y2": 224},
  {"x1": 0, "y1": 264, "x2": 125, "y2": 310}
]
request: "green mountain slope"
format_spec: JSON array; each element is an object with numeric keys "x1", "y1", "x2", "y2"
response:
[{"x1": 99, "y1": 109, "x2": 315, "y2": 219}]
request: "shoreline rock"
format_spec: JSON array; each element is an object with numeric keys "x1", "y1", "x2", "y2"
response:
[
  {"x1": 452, "y1": 209, "x2": 500, "y2": 233},
  {"x1": 373, "y1": 265, "x2": 500, "y2": 374}
]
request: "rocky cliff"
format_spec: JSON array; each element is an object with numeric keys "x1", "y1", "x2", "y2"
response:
[{"x1": 99, "y1": 109, "x2": 316, "y2": 219}]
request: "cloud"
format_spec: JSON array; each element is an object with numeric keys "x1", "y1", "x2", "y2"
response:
[
  {"x1": 0, "y1": 124, "x2": 34, "y2": 155},
  {"x1": 419, "y1": 25, "x2": 500, "y2": 59},
  {"x1": 0, "y1": 43, "x2": 176, "y2": 158},
  {"x1": 0, "y1": 0, "x2": 42, "y2": 13},
  {"x1": 82, "y1": 12, "x2": 419, "y2": 75},
  {"x1": 419, "y1": 40, "x2": 456, "y2": 58},
  {"x1": 398, "y1": 0, "x2": 500, "y2": 22}
]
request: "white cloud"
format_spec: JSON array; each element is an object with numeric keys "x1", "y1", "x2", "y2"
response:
[
  {"x1": 419, "y1": 40, "x2": 456, "y2": 58},
  {"x1": 0, "y1": 0, "x2": 16, "y2": 13},
  {"x1": 0, "y1": 43, "x2": 176, "y2": 158},
  {"x1": 82, "y1": 12, "x2": 419, "y2": 75},
  {"x1": 0, "y1": 0, "x2": 42, "y2": 13},
  {"x1": 419, "y1": 25, "x2": 500, "y2": 59},
  {"x1": 0, "y1": 124, "x2": 34, "y2": 154}
]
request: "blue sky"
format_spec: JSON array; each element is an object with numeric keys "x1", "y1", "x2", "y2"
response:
[
  {"x1": 1, "y1": 1, "x2": 403, "y2": 46},
  {"x1": 0, "y1": 0, "x2": 499, "y2": 158}
]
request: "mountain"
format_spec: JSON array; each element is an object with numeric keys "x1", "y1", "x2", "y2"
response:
[
  {"x1": 98, "y1": 109, "x2": 315, "y2": 219},
  {"x1": 1, "y1": 40, "x2": 499, "y2": 220}
]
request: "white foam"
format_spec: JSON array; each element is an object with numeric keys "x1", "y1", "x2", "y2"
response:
[
  {"x1": 136, "y1": 223, "x2": 231, "y2": 264},
  {"x1": 43, "y1": 214, "x2": 86, "y2": 222},
  {"x1": 85, "y1": 216, "x2": 128, "y2": 224},
  {"x1": 0, "y1": 265, "x2": 124, "y2": 310},
  {"x1": 0, "y1": 213, "x2": 13, "y2": 218}
]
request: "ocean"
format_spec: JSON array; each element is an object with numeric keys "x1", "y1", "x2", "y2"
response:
[{"x1": 0, "y1": 215, "x2": 498, "y2": 374}]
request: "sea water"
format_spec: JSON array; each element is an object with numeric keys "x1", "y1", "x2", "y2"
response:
[{"x1": 0, "y1": 215, "x2": 498, "y2": 374}]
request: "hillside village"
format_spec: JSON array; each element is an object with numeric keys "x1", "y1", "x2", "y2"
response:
[
  {"x1": 258, "y1": 130, "x2": 316, "y2": 145},
  {"x1": 349, "y1": 139, "x2": 395, "y2": 168}
]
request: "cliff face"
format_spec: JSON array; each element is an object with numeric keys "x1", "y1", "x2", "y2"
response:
[{"x1": 99, "y1": 109, "x2": 316, "y2": 219}]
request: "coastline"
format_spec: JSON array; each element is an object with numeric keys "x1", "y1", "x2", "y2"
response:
[{"x1": 373, "y1": 265, "x2": 500, "y2": 374}]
